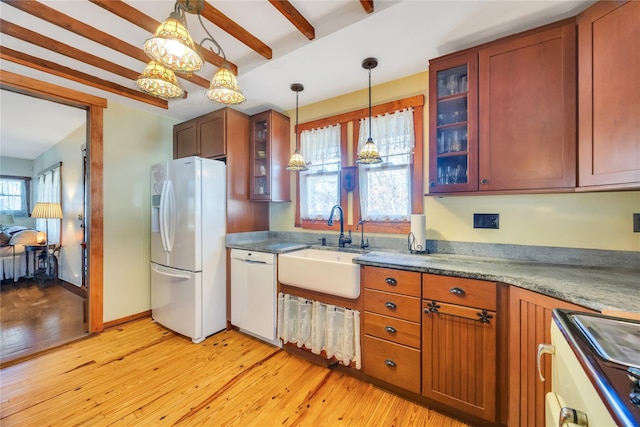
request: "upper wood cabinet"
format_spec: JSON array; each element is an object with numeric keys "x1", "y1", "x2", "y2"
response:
[
  {"x1": 577, "y1": 0, "x2": 640, "y2": 190},
  {"x1": 174, "y1": 109, "x2": 226, "y2": 159},
  {"x1": 429, "y1": 20, "x2": 577, "y2": 194},
  {"x1": 249, "y1": 110, "x2": 291, "y2": 202},
  {"x1": 478, "y1": 21, "x2": 576, "y2": 191}
]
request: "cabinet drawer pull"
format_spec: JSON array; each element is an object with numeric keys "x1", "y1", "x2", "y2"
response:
[
  {"x1": 385, "y1": 277, "x2": 397, "y2": 286},
  {"x1": 384, "y1": 301, "x2": 397, "y2": 310},
  {"x1": 384, "y1": 326, "x2": 397, "y2": 334},
  {"x1": 449, "y1": 287, "x2": 466, "y2": 296},
  {"x1": 384, "y1": 359, "x2": 397, "y2": 368}
]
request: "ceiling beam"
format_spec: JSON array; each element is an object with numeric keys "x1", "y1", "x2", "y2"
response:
[
  {"x1": 268, "y1": 0, "x2": 315, "y2": 40},
  {"x1": 200, "y1": 1, "x2": 273, "y2": 60},
  {"x1": 360, "y1": 0, "x2": 374, "y2": 14},
  {"x1": 0, "y1": 46, "x2": 169, "y2": 109},
  {"x1": 1, "y1": 0, "x2": 210, "y2": 87},
  {"x1": 0, "y1": 19, "x2": 140, "y2": 81},
  {"x1": 88, "y1": 0, "x2": 239, "y2": 74}
]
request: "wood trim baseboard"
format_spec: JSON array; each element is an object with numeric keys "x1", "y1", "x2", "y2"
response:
[
  {"x1": 103, "y1": 310, "x2": 151, "y2": 330},
  {"x1": 56, "y1": 279, "x2": 87, "y2": 298}
]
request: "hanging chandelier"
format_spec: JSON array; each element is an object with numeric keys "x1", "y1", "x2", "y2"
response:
[
  {"x1": 286, "y1": 83, "x2": 308, "y2": 172},
  {"x1": 136, "y1": 0, "x2": 245, "y2": 104},
  {"x1": 357, "y1": 57, "x2": 383, "y2": 164}
]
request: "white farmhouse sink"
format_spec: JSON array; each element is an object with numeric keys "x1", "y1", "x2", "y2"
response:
[{"x1": 278, "y1": 249, "x2": 361, "y2": 299}]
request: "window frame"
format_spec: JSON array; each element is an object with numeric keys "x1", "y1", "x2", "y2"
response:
[
  {"x1": 295, "y1": 95, "x2": 424, "y2": 234},
  {"x1": 0, "y1": 175, "x2": 32, "y2": 218}
]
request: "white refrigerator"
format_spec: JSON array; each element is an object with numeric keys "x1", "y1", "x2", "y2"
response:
[{"x1": 150, "y1": 156, "x2": 226, "y2": 343}]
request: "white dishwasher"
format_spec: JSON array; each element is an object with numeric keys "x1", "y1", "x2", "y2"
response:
[{"x1": 230, "y1": 249, "x2": 281, "y2": 347}]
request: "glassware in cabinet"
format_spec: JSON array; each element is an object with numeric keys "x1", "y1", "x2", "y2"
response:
[{"x1": 429, "y1": 54, "x2": 477, "y2": 193}]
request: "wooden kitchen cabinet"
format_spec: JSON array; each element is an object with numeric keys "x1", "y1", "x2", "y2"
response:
[
  {"x1": 429, "y1": 19, "x2": 577, "y2": 194},
  {"x1": 507, "y1": 286, "x2": 595, "y2": 427},
  {"x1": 249, "y1": 110, "x2": 290, "y2": 202},
  {"x1": 173, "y1": 109, "x2": 226, "y2": 159},
  {"x1": 577, "y1": 0, "x2": 640, "y2": 190},
  {"x1": 478, "y1": 21, "x2": 576, "y2": 191},
  {"x1": 363, "y1": 266, "x2": 422, "y2": 394},
  {"x1": 421, "y1": 274, "x2": 498, "y2": 422}
]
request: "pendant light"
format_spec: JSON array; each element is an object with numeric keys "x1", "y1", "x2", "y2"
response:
[
  {"x1": 286, "y1": 83, "x2": 308, "y2": 171},
  {"x1": 357, "y1": 57, "x2": 383, "y2": 164},
  {"x1": 143, "y1": 3, "x2": 203, "y2": 74},
  {"x1": 136, "y1": 60, "x2": 184, "y2": 99},
  {"x1": 138, "y1": 0, "x2": 246, "y2": 105}
]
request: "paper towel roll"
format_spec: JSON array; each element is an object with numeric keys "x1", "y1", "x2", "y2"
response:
[{"x1": 410, "y1": 214, "x2": 426, "y2": 252}]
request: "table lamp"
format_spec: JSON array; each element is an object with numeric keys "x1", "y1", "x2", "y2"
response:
[{"x1": 31, "y1": 202, "x2": 63, "y2": 278}]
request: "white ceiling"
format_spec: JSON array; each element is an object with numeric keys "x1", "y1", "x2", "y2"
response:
[{"x1": 0, "y1": 0, "x2": 595, "y2": 160}]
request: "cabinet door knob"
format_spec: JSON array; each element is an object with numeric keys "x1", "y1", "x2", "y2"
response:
[
  {"x1": 384, "y1": 359, "x2": 397, "y2": 368},
  {"x1": 481, "y1": 178, "x2": 488, "y2": 184},
  {"x1": 429, "y1": 181, "x2": 435, "y2": 187},
  {"x1": 384, "y1": 301, "x2": 397, "y2": 310},
  {"x1": 449, "y1": 287, "x2": 466, "y2": 296},
  {"x1": 384, "y1": 325, "x2": 397, "y2": 334},
  {"x1": 385, "y1": 277, "x2": 397, "y2": 286}
]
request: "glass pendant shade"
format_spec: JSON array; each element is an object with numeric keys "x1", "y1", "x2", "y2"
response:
[
  {"x1": 206, "y1": 66, "x2": 246, "y2": 104},
  {"x1": 136, "y1": 61, "x2": 184, "y2": 99},
  {"x1": 286, "y1": 149, "x2": 308, "y2": 171},
  {"x1": 357, "y1": 137, "x2": 383, "y2": 164},
  {"x1": 357, "y1": 57, "x2": 383, "y2": 164},
  {"x1": 144, "y1": 12, "x2": 203, "y2": 73}
]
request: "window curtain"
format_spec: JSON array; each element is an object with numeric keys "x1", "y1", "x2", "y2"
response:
[
  {"x1": 277, "y1": 292, "x2": 361, "y2": 369},
  {"x1": 358, "y1": 108, "x2": 414, "y2": 221},
  {"x1": 36, "y1": 166, "x2": 61, "y2": 244},
  {"x1": 0, "y1": 178, "x2": 28, "y2": 217},
  {"x1": 299, "y1": 124, "x2": 342, "y2": 220}
]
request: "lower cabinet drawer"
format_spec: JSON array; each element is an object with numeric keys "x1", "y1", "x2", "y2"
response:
[
  {"x1": 363, "y1": 335, "x2": 421, "y2": 394},
  {"x1": 364, "y1": 289, "x2": 422, "y2": 322},
  {"x1": 364, "y1": 312, "x2": 421, "y2": 348}
]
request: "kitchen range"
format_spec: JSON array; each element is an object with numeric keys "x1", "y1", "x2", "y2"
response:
[{"x1": 544, "y1": 309, "x2": 640, "y2": 427}]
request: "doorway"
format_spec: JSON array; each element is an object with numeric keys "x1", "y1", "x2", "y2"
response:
[{"x1": 0, "y1": 71, "x2": 105, "y2": 365}]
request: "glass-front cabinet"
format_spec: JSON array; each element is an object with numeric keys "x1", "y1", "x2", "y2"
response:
[
  {"x1": 428, "y1": 52, "x2": 478, "y2": 193},
  {"x1": 249, "y1": 110, "x2": 290, "y2": 202}
]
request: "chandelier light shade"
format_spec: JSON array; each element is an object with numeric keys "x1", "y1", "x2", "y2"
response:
[
  {"x1": 136, "y1": 61, "x2": 184, "y2": 99},
  {"x1": 144, "y1": 11, "x2": 204, "y2": 73},
  {"x1": 357, "y1": 57, "x2": 383, "y2": 164},
  {"x1": 138, "y1": 1, "x2": 246, "y2": 105},
  {"x1": 205, "y1": 65, "x2": 246, "y2": 104},
  {"x1": 286, "y1": 83, "x2": 308, "y2": 172}
]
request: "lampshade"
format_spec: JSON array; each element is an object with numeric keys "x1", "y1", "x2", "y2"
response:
[
  {"x1": 205, "y1": 65, "x2": 246, "y2": 105},
  {"x1": 357, "y1": 58, "x2": 383, "y2": 164},
  {"x1": 136, "y1": 61, "x2": 184, "y2": 99},
  {"x1": 144, "y1": 11, "x2": 203, "y2": 73},
  {"x1": 287, "y1": 83, "x2": 308, "y2": 172},
  {"x1": 31, "y1": 202, "x2": 63, "y2": 219}
]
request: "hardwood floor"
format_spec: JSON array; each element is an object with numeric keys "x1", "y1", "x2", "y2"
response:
[
  {"x1": 0, "y1": 319, "x2": 471, "y2": 426},
  {"x1": 0, "y1": 279, "x2": 88, "y2": 364}
]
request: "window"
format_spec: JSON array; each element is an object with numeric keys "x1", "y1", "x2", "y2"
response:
[
  {"x1": 358, "y1": 108, "x2": 414, "y2": 222},
  {"x1": 299, "y1": 124, "x2": 342, "y2": 221},
  {"x1": 295, "y1": 95, "x2": 424, "y2": 234},
  {"x1": 0, "y1": 176, "x2": 31, "y2": 217}
]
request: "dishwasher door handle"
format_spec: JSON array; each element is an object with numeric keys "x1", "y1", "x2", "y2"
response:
[{"x1": 242, "y1": 259, "x2": 268, "y2": 264}]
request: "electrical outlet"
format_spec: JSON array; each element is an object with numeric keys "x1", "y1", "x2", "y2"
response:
[
  {"x1": 634, "y1": 213, "x2": 640, "y2": 232},
  {"x1": 474, "y1": 213, "x2": 499, "y2": 229}
]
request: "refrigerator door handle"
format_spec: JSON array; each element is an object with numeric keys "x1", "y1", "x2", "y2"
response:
[
  {"x1": 159, "y1": 180, "x2": 169, "y2": 252},
  {"x1": 152, "y1": 264, "x2": 191, "y2": 280},
  {"x1": 165, "y1": 180, "x2": 176, "y2": 252}
]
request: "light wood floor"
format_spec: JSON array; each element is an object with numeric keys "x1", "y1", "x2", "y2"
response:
[
  {"x1": 0, "y1": 319, "x2": 471, "y2": 426},
  {"x1": 0, "y1": 279, "x2": 88, "y2": 364}
]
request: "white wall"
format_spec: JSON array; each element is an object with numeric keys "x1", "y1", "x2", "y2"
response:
[
  {"x1": 33, "y1": 123, "x2": 87, "y2": 286},
  {"x1": 102, "y1": 102, "x2": 177, "y2": 323}
]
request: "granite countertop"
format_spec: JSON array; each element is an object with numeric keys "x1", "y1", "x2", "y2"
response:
[
  {"x1": 353, "y1": 251, "x2": 640, "y2": 314},
  {"x1": 225, "y1": 233, "x2": 639, "y2": 314}
]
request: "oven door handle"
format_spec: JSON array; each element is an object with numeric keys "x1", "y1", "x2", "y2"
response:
[{"x1": 537, "y1": 343, "x2": 555, "y2": 382}]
